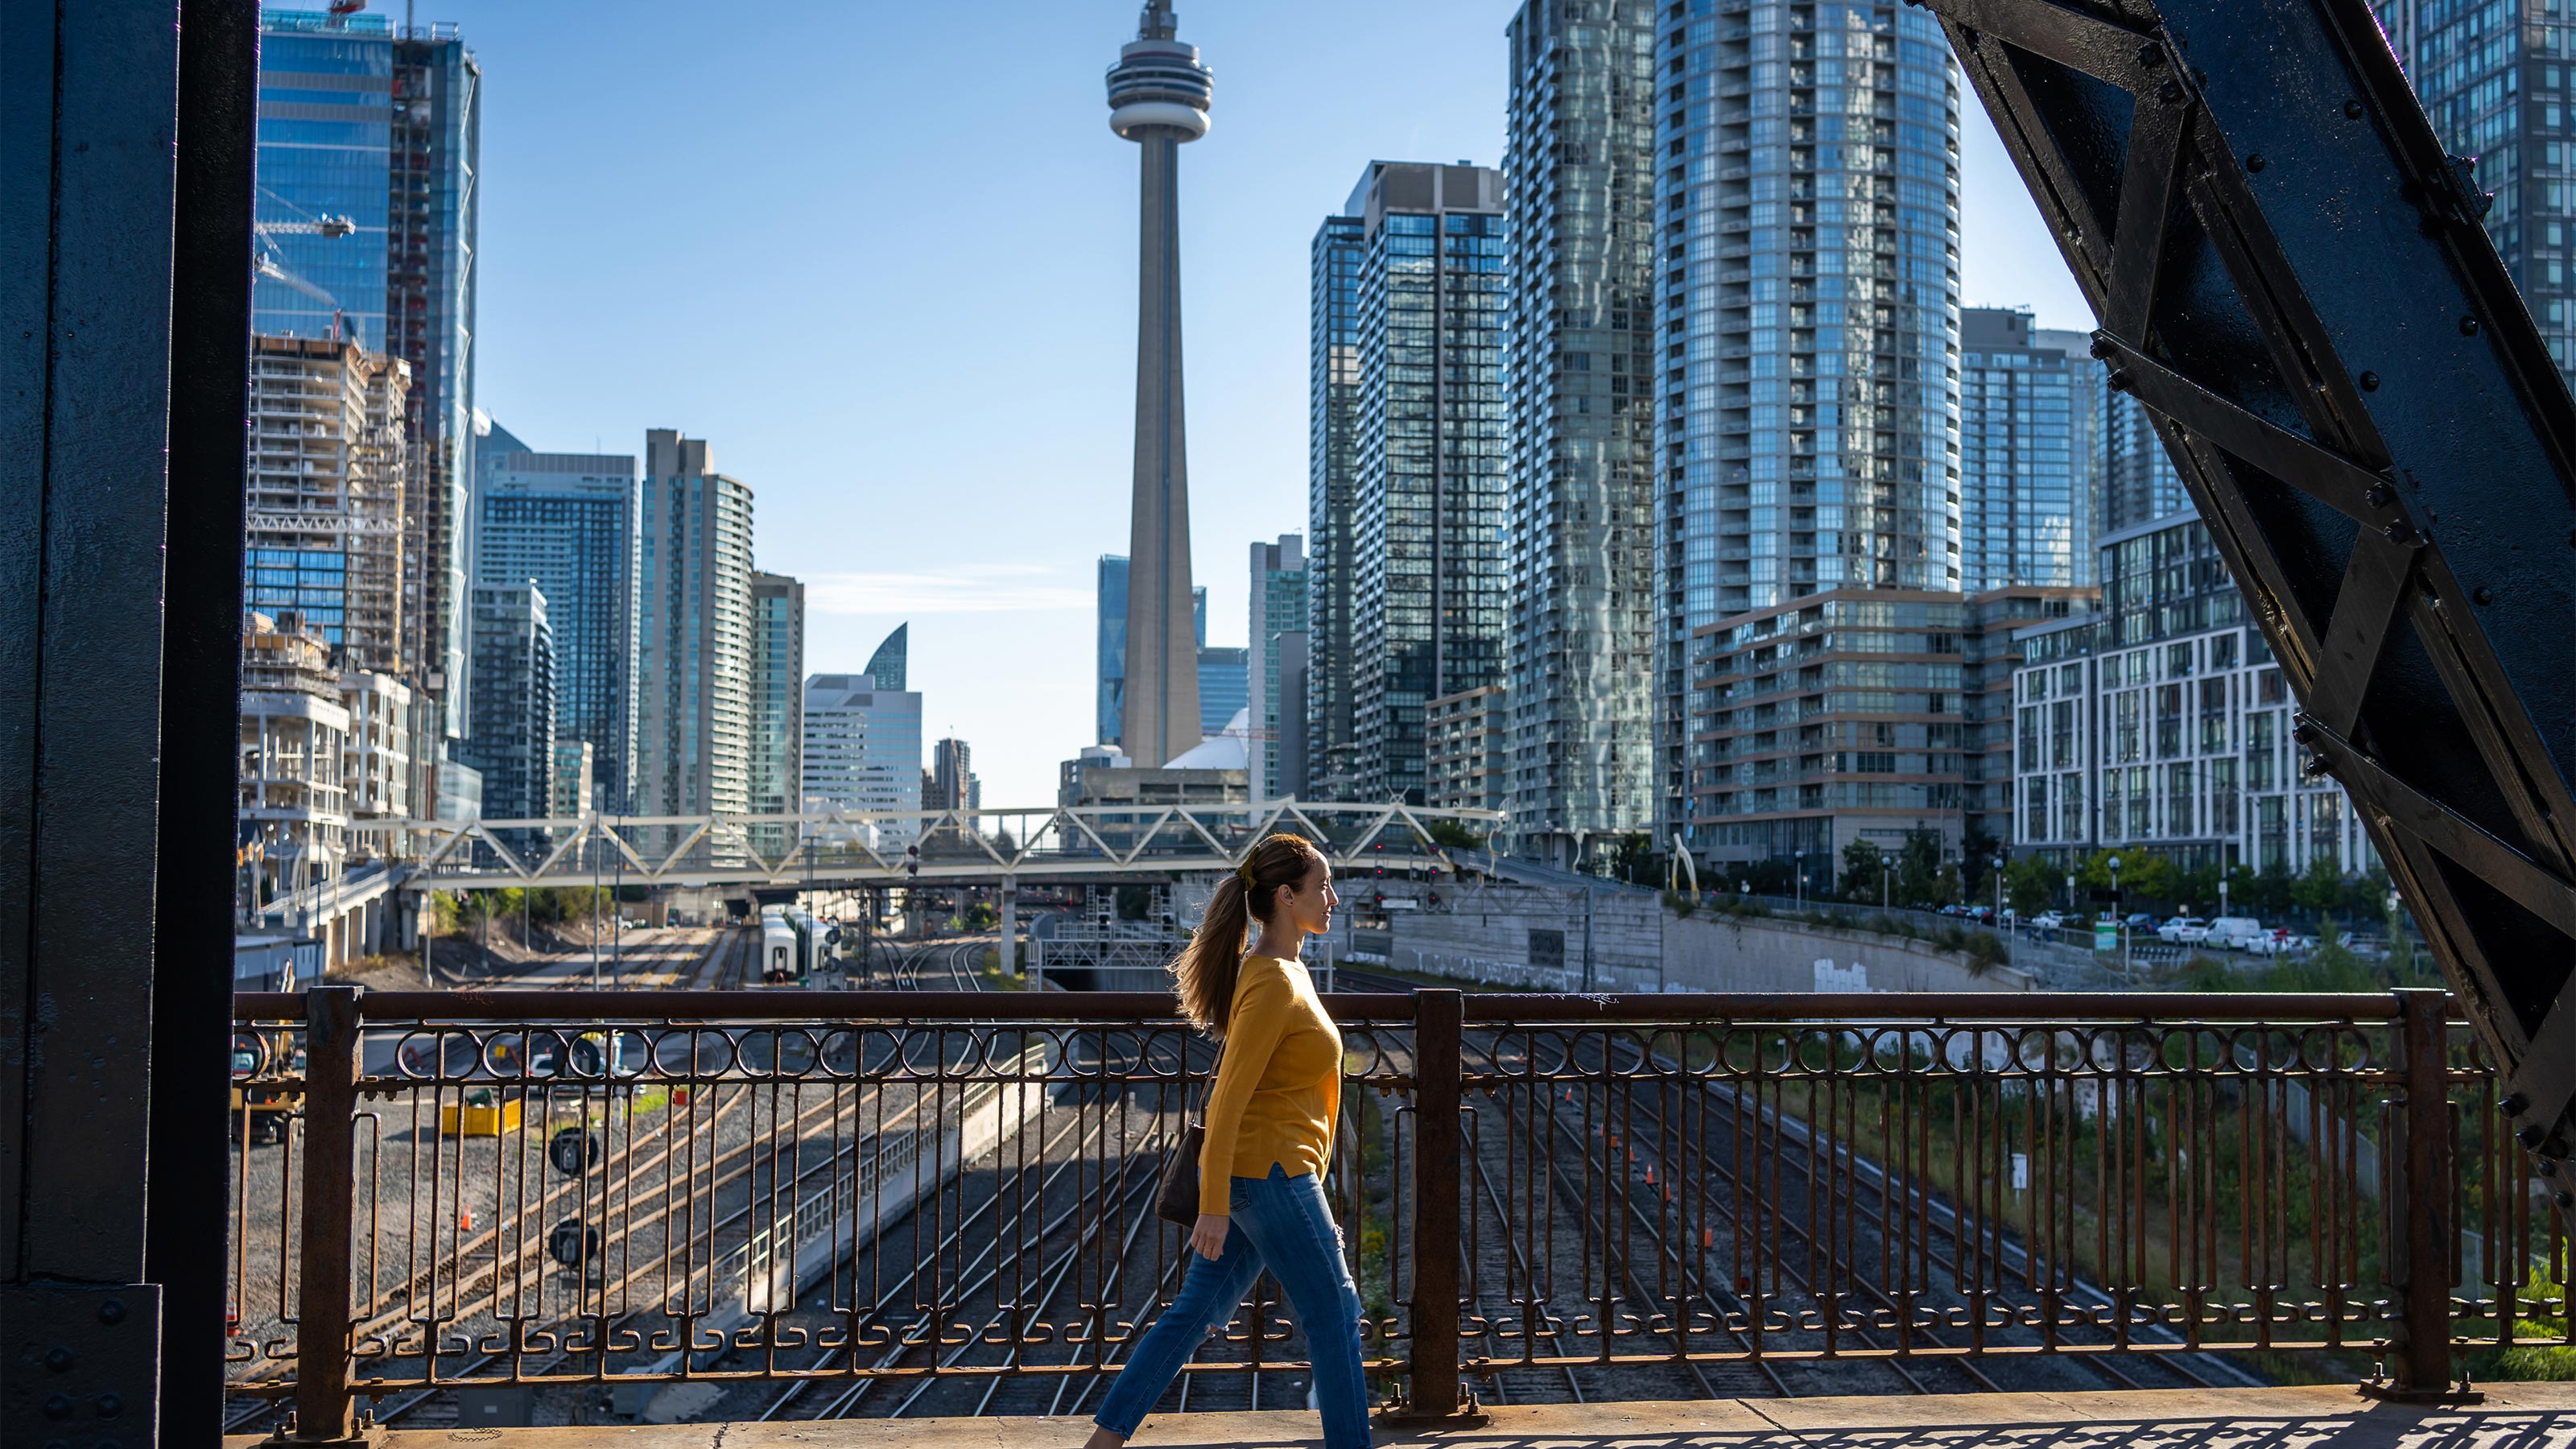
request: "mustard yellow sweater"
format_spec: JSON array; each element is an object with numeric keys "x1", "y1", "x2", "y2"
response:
[{"x1": 1199, "y1": 955, "x2": 1343, "y2": 1217}]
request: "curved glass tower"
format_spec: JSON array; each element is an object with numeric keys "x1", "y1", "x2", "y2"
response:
[{"x1": 1107, "y1": 1, "x2": 1212, "y2": 767}]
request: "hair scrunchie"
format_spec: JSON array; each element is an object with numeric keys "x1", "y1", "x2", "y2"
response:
[{"x1": 1235, "y1": 858, "x2": 1258, "y2": 889}]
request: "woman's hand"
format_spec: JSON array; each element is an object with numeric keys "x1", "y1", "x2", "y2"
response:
[{"x1": 1189, "y1": 1213, "x2": 1229, "y2": 1261}]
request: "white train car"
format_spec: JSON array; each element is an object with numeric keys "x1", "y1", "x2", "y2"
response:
[{"x1": 758, "y1": 906, "x2": 799, "y2": 985}]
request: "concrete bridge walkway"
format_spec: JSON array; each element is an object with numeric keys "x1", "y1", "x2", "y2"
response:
[{"x1": 223, "y1": 1382, "x2": 2576, "y2": 1447}]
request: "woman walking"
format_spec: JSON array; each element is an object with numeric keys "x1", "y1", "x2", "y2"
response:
[{"x1": 1084, "y1": 832, "x2": 1369, "y2": 1449}]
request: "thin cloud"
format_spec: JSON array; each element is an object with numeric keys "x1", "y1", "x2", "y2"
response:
[{"x1": 806, "y1": 565, "x2": 1092, "y2": 616}]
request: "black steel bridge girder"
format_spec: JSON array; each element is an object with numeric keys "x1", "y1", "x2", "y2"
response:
[{"x1": 1923, "y1": 0, "x2": 2576, "y2": 1137}]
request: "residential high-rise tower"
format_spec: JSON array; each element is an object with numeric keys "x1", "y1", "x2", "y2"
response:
[
  {"x1": 1248, "y1": 535, "x2": 1309, "y2": 802},
  {"x1": 635, "y1": 429, "x2": 754, "y2": 819},
  {"x1": 1503, "y1": 0, "x2": 1660, "y2": 866},
  {"x1": 749, "y1": 572, "x2": 806, "y2": 850},
  {"x1": 1655, "y1": 5, "x2": 1964, "y2": 858},
  {"x1": 1107, "y1": 0, "x2": 1214, "y2": 770},
  {"x1": 1958, "y1": 308, "x2": 2097, "y2": 591}
]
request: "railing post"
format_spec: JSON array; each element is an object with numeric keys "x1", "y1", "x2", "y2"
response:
[
  {"x1": 284, "y1": 985, "x2": 367, "y2": 1443},
  {"x1": 2387, "y1": 987, "x2": 2461, "y2": 1398},
  {"x1": 1400, "y1": 988, "x2": 1467, "y2": 1420}
]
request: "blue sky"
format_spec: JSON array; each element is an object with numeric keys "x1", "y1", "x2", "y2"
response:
[{"x1": 316, "y1": 0, "x2": 2089, "y2": 806}]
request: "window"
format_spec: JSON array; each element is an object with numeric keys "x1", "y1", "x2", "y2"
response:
[{"x1": 2025, "y1": 776, "x2": 2050, "y2": 841}]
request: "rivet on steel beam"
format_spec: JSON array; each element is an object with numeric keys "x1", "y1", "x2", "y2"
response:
[
  {"x1": 2089, "y1": 335, "x2": 2115, "y2": 359},
  {"x1": 2359, "y1": 370, "x2": 2381, "y2": 390},
  {"x1": 2474, "y1": 586, "x2": 2495, "y2": 605},
  {"x1": 2365, "y1": 483, "x2": 2395, "y2": 508},
  {"x1": 2505, "y1": 1092, "x2": 2531, "y2": 1116},
  {"x1": 2160, "y1": 79, "x2": 2185, "y2": 105},
  {"x1": 2107, "y1": 369, "x2": 2132, "y2": 391},
  {"x1": 2460, "y1": 315, "x2": 2482, "y2": 335},
  {"x1": 2523, "y1": 1125, "x2": 2550, "y2": 1150},
  {"x1": 96, "y1": 1298, "x2": 125, "y2": 1326},
  {"x1": 2385, "y1": 520, "x2": 2415, "y2": 544},
  {"x1": 2344, "y1": 98, "x2": 2366, "y2": 119},
  {"x1": 44, "y1": 1345, "x2": 72, "y2": 1372},
  {"x1": 95, "y1": 1393, "x2": 122, "y2": 1419},
  {"x1": 2246, "y1": 152, "x2": 2267, "y2": 172},
  {"x1": 2291, "y1": 718, "x2": 2318, "y2": 745},
  {"x1": 2136, "y1": 43, "x2": 2165, "y2": 68},
  {"x1": 43, "y1": 1393, "x2": 72, "y2": 1420},
  {"x1": 2544, "y1": 1158, "x2": 2562, "y2": 1177},
  {"x1": 2557, "y1": 1188, "x2": 2574, "y2": 1210}
]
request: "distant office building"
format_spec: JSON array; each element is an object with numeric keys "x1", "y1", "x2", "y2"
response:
[
  {"x1": 2013, "y1": 513, "x2": 2367, "y2": 873},
  {"x1": 1426, "y1": 685, "x2": 1509, "y2": 815},
  {"x1": 476, "y1": 427, "x2": 639, "y2": 811},
  {"x1": 1197, "y1": 646, "x2": 1248, "y2": 738},
  {"x1": 749, "y1": 572, "x2": 807, "y2": 852},
  {"x1": 1959, "y1": 309, "x2": 2098, "y2": 591},
  {"x1": 1097, "y1": 554, "x2": 1204, "y2": 755},
  {"x1": 254, "y1": 8, "x2": 481, "y2": 738},
  {"x1": 1316, "y1": 160, "x2": 1509, "y2": 805},
  {"x1": 1654, "y1": 6, "x2": 1966, "y2": 852},
  {"x1": 436, "y1": 758, "x2": 482, "y2": 823},
  {"x1": 1686, "y1": 585, "x2": 2088, "y2": 865},
  {"x1": 1503, "y1": 0, "x2": 1658, "y2": 867},
  {"x1": 550, "y1": 740, "x2": 594, "y2": 818},
  {"x1": 2103, "y1": 386, "x2": 2192, "y2": 534},
  {"x1": 863, "y1": 622, "x2": 908, "y2": 691},
  {"x1": 1247, "y1": 535, "x2": 1309, "y2": 801},
  {"x1": 2377, "y1": 0, "x2": 2576, "y2": 382},
  {"x1": 1059, "y1": 745, "x2": 1132, "y2": 810},
  {"x1": 930, "y1": 737, "x2": 978, "y2": 811},
  {"x1": 1097, "y1": 555, "x2": 1128, "y2": 745},
  {"x1": 244, "y1": 336, "x2": 412, "y2": 675},
  {"x1": 801, "y1": 674, "x2": 923, "y2": 836},
  {"x1": 634, "y1": 429, "x2": 754, "y2": 819},
  {"x1": 460, "y1": 583, "x2": 555, "y2": 829}
]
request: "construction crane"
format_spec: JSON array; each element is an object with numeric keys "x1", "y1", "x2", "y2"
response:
[{"x1": 1919, "y1": 0, "x2": 2575, "y2": 1161}]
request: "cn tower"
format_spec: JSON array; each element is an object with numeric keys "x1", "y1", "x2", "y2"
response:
[{"x1": 1108, "y1": 1, "x2": 1210, "y2": 767}]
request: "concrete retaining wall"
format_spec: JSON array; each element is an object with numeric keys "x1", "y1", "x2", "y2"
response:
[{"x1": 1377, "y1": 880, "x2": 2032, "y2": 996}]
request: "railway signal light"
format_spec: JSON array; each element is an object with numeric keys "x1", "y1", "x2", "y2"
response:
[
  {"x1": 550, "y1": 1219, "x2": 600, "y2": 1267},
  {"x1": 549, "y1": 1126, "x2": 601, "y2": 1176}
]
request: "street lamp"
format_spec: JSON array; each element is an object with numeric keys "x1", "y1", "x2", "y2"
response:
[
  {"x1": 1794, "y1": 848, "x2": 1806, "y2": 910},
  {"x1": 1880, "y1": 850, "x2": 1892, "y2": 910},
  {"x1": 1995, "y1": 851, "x2": 2013, "y2": 970},
  {"x1": 2107, "y1": 853, "x2": 2128, "y2": 979}
]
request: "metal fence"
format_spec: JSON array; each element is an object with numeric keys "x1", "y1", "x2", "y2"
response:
[{"x1": 229, "y1": 987, "x2": 2565, "y2": 1437}]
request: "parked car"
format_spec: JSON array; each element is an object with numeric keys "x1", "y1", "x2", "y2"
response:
[
  {"x1": 2125, "y1": 912, "x2": 2161, "y2": 932},
  {"x1": 2204, "y1": 916, "x2": 2268, "y2": 950},
  {"x1": 2244, "y1": 929, "x2": 2319, "y2": 957},
  {"x1": 2029, "y1": 910, "x2": 2066, "y2": 931},
  {"x1": 1963, "y1": 905, "x2": 1996, "y2": 923},
  {"x1": 2158, "y1": 916, "x2": 2212, "y2": 944}
]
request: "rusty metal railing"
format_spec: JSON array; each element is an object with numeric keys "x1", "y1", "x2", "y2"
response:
[{"x1": 226, "y1": 987, "x2": 2561, "y2": 1437}]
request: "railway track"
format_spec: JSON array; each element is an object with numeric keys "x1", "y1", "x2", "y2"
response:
[{"x1": 1334, "y1": 964, "x2": 2252, "y2": 1398}]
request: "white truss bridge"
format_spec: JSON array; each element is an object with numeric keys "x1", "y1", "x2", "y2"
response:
[{"x1": 353, "y1": 800, "x2": 1504, "y2": 892}]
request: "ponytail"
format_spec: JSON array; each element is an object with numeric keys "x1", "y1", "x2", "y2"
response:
[{"x1": 1171, "y1": 832, "x2": 1324, "y2": 1035}]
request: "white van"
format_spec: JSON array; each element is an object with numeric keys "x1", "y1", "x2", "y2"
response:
[{"x1": 2205, "y1": 917, "x2": 2267, "y2": 950}]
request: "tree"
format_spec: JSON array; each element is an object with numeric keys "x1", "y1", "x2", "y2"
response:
[
  {"x1": 1960, "y1": 819, "x2": 2003, "y2": 900},
  {"x1": 1426, "y1": 819, "x2": 1487, "y2": 851},
  {"x1": 2248, "y1": 859, "x2": 2297, "y2": 917},
  {"x1": 1896, "y1": 827, "x2": 1950, "y2": 907},
  {"x1": 2004, "y1": 856, "x2": 2056, "y2": 917},
  {"x1": 2292, "y1": 854, "x2": 2344, "y2": 914},
  {"x1": 1840, "y1": 838, "x2": 1888, "y2": 901}
]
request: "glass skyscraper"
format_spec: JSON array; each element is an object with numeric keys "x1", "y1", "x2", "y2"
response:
[
  {"x1": 1196, "y1": 646, "x2": 1249, "y2": 735},
  {"x1": 1308, "y1": 213, "x2": 1367, "y2": 798},
  {"x1": 475, "y1": 428, "x2": 640, "y2": 811},
  {"x1": 1504, "y1": 0, "x2": 1660, "y2": 866},
  {"x1": 460, "y1": 582, "x2": 554, "y2": 832},
  {"x1": 254, "y1": 8, "x2": 480, "y2": 740},
  {"x1": 802, "y1": 675, "x2": 923, "y2": 845},
  {"x1": 1248, "y1": 535, "x2": 1309, "y2": 801},
  {"x1": 1096, "y1": 555, "x2": 1202, "y2": 756},
  {"x1": 1324, "y1": 161, "x2": 1508, "y2": 806},
  {"x1": 2377, "y1": 0, "x2": 2576, "y2": 381},
  {"x1": 1654, "y1": 1, "x2": 1963, "y2": 850},
  {"x1": 1958, "y1": 308, "x2": 2096, "y2": 591},
  {"x1": 749, "y1": 572, "x2": 806, "y2": 846},
  {"x1": 2103, "y1": 385, "x2": 2192, "y2": 534}
]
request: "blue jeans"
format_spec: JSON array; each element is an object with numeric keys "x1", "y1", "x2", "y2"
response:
[{"x1": 1092, "y1": 1165, "x2": 1370, "y2": 1449}]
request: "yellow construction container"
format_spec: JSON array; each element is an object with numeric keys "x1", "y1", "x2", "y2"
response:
[{"x1": 441, "y1": 1096, "x2": 522, "y2": 1137}]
